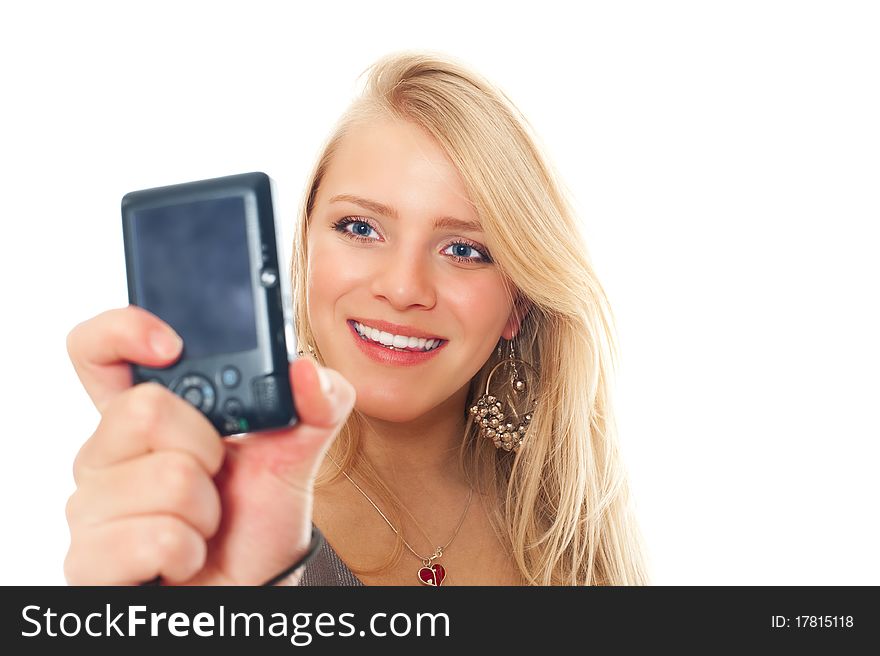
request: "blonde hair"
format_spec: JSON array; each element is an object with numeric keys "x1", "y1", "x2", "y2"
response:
[{"x1": 291, "y1": 51, "x2": 649, "y2": 585}]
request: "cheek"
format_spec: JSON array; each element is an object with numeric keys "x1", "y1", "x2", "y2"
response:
[
  {"x1": 442, "y1": 277, "x2": 513, "y2": 335},
  {"x1": 306, "y1": 238, "x2": 343, "y2": 331},
  {"x1": 307, "y1": 240, "x2": 332, "y2": 292},
  {"x1": 307, "y1": 238, "x2": 354, "y2": 298}
]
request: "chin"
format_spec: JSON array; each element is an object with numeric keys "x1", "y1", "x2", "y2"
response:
[
  {"x1": 354, "y1": 397, "x2": 431, "y2": 424},
  {"x1": 354, "y1": 380, "x2": 470, "y2": 425},
  {"x1": 355, "y1": 388, "x2": 433, "y2": 423}
]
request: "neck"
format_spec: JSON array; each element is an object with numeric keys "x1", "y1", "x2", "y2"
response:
[
  {"x1": 365, "y1": 383, "x2": 470, "y2": 490},
  {"x1": 330, "y1": 382, "x2": 472, "y2": 497},
  {"x1": 316, "y1": 382, "x2": 486, "y2": 571}
]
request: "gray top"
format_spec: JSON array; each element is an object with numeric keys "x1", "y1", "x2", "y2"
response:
[{"x1": 299, "y1": 534, "x2": 364, "y2": 586}]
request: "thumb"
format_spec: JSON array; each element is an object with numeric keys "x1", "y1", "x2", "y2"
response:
[
  {"x1": 230, "y1": 357, "x2": 356, "y2": 488},
  {"x1": 289, "y1": 356, "x2": 355, "y2": 431}
]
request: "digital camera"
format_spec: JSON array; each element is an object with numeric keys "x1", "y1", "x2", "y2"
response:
[{"x1": 121, "y1": 172, "x2": 298, "y2": 436}]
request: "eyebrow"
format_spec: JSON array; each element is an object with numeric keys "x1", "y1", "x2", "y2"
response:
[{"x1": 329, "y1": 193, "x2": 484, "y2": 233}]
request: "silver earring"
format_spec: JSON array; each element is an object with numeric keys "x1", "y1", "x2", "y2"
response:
[
  {"x1": 296, "y1": 344, "x2": 316, "y2": 357},
  {"x1": 469, "y1": 339, "x2": 538, "y2": 453}
]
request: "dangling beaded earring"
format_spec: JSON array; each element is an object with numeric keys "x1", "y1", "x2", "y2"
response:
[{"x1": 469, "y1": 339, "x2": 538, "y2": 452}]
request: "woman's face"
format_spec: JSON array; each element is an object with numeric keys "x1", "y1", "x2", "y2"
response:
[{"x1": 306, "y1": 117, "x2": 522, "y2": 422}]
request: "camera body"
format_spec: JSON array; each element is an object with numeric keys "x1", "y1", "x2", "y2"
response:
[{"x1": 121, "y1": 172, "x2": 299, "y2": 436}]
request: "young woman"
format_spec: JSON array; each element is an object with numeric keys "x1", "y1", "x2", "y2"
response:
[{"x1": 64, "y1": 51, "x2": 648, "y2": 586}]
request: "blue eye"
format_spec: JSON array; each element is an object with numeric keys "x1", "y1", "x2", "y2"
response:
[
  {"x1": 333, "y1": 218, "x2": 378, "y2": 240},
  {"x1": 330, "y1": 216, "x2": 492, "y2": 264},
  {"x1": 443, "y1": 243, "x2": 490, "y2": 263}
]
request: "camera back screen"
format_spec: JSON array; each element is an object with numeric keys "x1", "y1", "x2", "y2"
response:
[{"x1": 132, "y1": 196, "x2": 258, "y2": 358}]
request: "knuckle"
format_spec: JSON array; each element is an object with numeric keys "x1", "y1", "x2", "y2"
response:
[
  {"x1": 201, "y1": 437, "x2": 225, "y2": 477},
  {"x1": 65, "y1": 324, "x2": 80, "y2": 360},
  {"x1": 72, "y1": 433, "x2": 100, "y2": 486},
  {"x1": 64, "y1": 492, "x2": 80, "y2": 526},
  {"x1": 204, "y1": 501, "x2": 222, "y2": 539},
  {"x1": 71, "y1": 447, "x2": 87, "y2": 485},
  {"x1": 62, "y1": 547, "x2": 80, "y2": 585},
  {"x1": 122, "y1": 384, "x2": 170, "y2": 438},
  {"x1": 66, "y1": 313, "x2": 104, "y2": 361},
  {"x1": 201, "y1": 481, "x2": 222, "y2": 537},
  {"x1": 152, "y1": 517, "x2": 198, "y2": 564},
  {"x1": 158, "y1": 454, "x2": 202, "y2": 509}
]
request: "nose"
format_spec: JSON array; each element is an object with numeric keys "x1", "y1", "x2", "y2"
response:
[{"x1": 369, "y1": 244, "x2": 437, "y2": 311}]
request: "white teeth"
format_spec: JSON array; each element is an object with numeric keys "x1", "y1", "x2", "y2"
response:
[{"x1": 353, "y1": 321, "x2": 442, "y2": 352}]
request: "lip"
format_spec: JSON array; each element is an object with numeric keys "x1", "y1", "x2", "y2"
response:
[
  {"x1": 348, "y1": 317, "x2": 446, "y2": 341},
  {"x1": 347, "y1": 320, "x2": 447, "y2": 367}
]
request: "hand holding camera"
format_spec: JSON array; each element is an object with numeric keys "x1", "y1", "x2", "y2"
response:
[
  {"x1": 64, "y1": 306, "x2": 354, "y2": 585},
  {"x1": 63, "y1": 174, "x2": 356, "y2": 585}
]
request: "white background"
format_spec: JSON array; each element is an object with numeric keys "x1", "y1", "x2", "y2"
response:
[{"x1": 1, "y1": 1, "x2": 877, "y2": 585}]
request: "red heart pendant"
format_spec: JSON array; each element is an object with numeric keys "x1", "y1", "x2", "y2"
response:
[{"x1": 418, "y1": 564, "x2": 446, "y2": 586}]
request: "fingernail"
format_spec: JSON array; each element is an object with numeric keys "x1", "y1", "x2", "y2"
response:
[
  {"x1": 316, "y1": 365, "x2": 334, "y2": 395},
  {"x1": 150, "y1": 329, "x2": 183, "y2": 359}
]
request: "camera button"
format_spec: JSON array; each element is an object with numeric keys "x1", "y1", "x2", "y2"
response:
[
  {"x1": 260, "y1": 268, "x2": 278, "y2": 287},
  {"x1": 183, "y1": 387, "x2": 204, "y2": 407},
  {"x1": 253, "y1": 374, "x2": 281, "y2": 416},
  {"x1": 223, "y1": 398, "x2": 243, "y2": 417},
  {"x1": 173, "y1": 374, "x2": 216, "y2": 414},
  {"x1": 220, "y1": 366, "x2": 241, "y2": 388}
]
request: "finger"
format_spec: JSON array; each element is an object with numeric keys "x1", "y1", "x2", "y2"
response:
[
  {"x1": 65, "y1": 515, "x2": 206, "y2": 585},
  {"x1": 73, "y1": 383, "x2": 224, "y2": 484},
  {"x1": 67, "y1": 306, "x2": 184, "y2": 413},
  {"x1": 67, "y1": 450, "x2": 222, "y2": 539},
  {"x1": 289, "y1": 356, "x2": 356, "y2": 429},
  {"x1": 226, "y1": 357, "x2": 356, "y2": 486}
]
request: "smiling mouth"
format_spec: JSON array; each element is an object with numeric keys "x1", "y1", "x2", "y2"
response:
[{"x1": 347, "y1": 320, "x2": 447, "y2": 353}]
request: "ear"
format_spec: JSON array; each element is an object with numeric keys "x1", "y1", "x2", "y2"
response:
[{"x1": 502, "y1": 293, "x2": 530, "y2": 340}]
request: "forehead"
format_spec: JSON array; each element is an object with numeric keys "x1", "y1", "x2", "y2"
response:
[{"x1": 316, "y1": 118, "x2": 476, "y2": 220}]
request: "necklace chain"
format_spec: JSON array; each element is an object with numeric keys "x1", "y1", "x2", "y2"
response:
[{"x1": 326, "y1": 453, "x2": 473, "y2": 567}]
